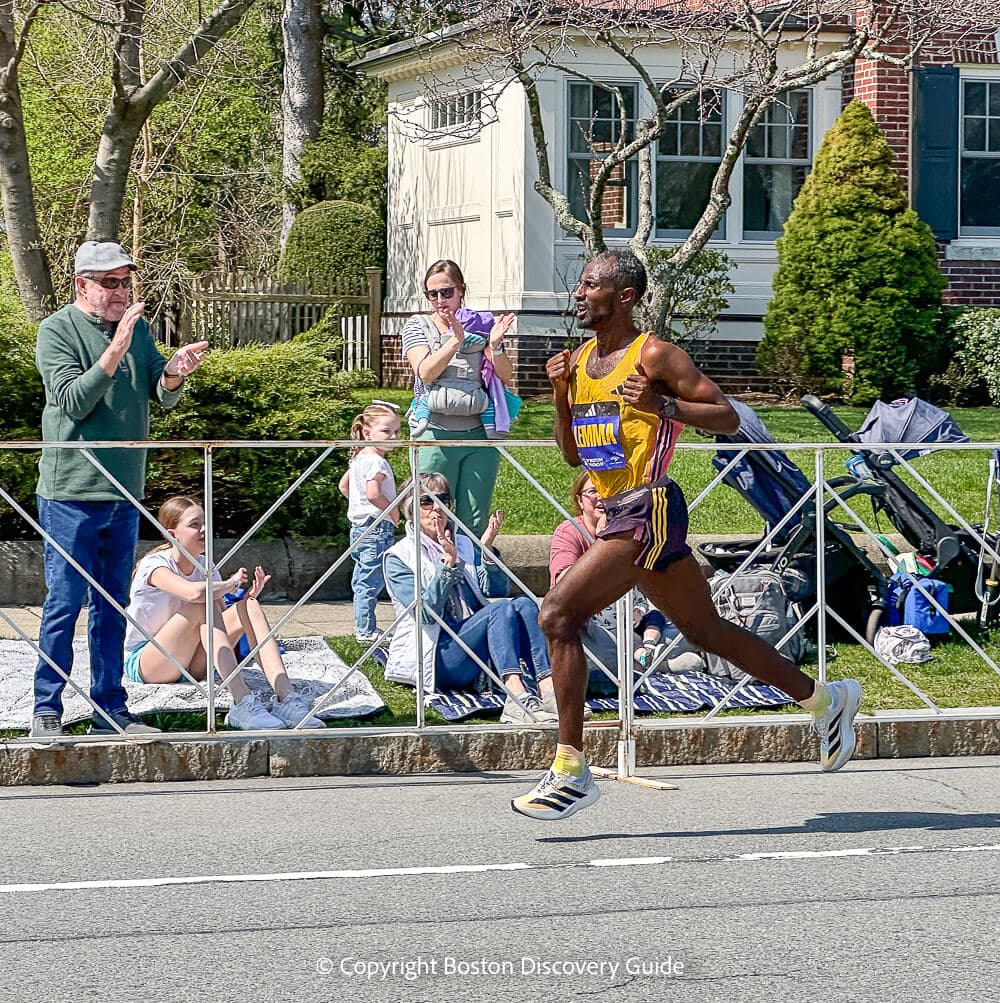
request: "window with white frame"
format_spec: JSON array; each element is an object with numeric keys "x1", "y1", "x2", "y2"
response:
[
  {"x1": 655, "y1": 89, "x2": 724, "y2": 236},
  {"x1": 566, "y1": 81, "x2": 638, "y2": 232},
  {"x1": 960, "y1": 78, "x2": 1000, "y2": 233},
  {"x1": 429, "y1": 91, "x2": 482, "y2": 133},
  {"x1": 743, "y1": 90, "x2": 812, "y2": 239}
]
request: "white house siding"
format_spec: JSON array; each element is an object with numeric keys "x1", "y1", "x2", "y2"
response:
[{"x1": 372, "y1": 37, "x2": 846, "y2": 391}]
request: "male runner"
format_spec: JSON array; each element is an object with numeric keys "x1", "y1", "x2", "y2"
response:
[{"x1": 512, "y1": 249, "x2": 861, "y2": 821}]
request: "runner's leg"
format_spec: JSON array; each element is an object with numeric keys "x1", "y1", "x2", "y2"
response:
[
  {"x1": 539, "y1": 534, "x2": 646, "y2": 748},
  {"x1": 638, "y1": 555, "x2": 813, "y2": 701}
]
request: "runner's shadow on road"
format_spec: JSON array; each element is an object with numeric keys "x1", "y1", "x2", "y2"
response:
[{"x1": 537, "y1": 811, "x2": 1000, "y2": 843}]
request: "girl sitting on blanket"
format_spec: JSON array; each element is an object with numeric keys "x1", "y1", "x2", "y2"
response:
[
  {"x1": 382, "y1": 471, "x2": 558, "y2": 725},
  {"x1": 123, "y1": 495, "x2": 324, "y2": 731}
]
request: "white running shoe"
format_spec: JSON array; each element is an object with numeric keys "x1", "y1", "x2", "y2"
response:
[
  {"x1": 539, "y1": 688, "x2": 593, "y2": 721},
  {"x1": 511, "y1": 767, "x2": 601, "y2": 821},
  {"x1": 500, "y1": 693, "x2": 558, "y2": 725},
  {"x1": 813, "y1": 678, "x2": 862, "y2": 771},
  {"x1": 225, "y1": 693, "x2": 287, "y2": 731},
  {"x1": 271, "y1": 694, "x2": 325, "y2": 729}
]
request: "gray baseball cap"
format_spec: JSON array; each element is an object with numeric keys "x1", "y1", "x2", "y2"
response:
[{"x1": 74, "y1": 241, "x2": 137, "y2": 275}]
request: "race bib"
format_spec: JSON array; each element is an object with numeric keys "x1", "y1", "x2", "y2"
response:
[{"x1": 571, "y1": 402, "x2": 626, "y2": 471}]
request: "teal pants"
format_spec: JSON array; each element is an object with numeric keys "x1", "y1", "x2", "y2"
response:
[{"x1": 413, "y1": 427, "x2": 501, "y2": 539}]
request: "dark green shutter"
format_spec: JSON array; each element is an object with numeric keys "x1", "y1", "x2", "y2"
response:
[{"x1": 913, "y1": 65, "x2": 959, "y2": 241}]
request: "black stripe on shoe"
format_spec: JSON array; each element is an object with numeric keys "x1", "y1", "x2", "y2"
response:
[
  {"x1": 555, "y1": 785, "x2": 588, "y2": 800},
  {"x1": 529, "y1": 797, "x2": 570, "y2": 811},
  {"x1": 546, "y1": 792, "x2": 578, "y2": 807}
]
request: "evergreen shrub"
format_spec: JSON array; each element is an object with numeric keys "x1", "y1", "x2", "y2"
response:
[
  {"x1": 927, "y1": 308, "x2": 1000, "y2": 406},
  {"x1": 757, "y1": 101, "x2": 947, "y2": 403},
  {"x1": 278, "y1": 200, "x2": 385, "y2": 290},
  {"x1": 149, "y1": 327, "x2": 374, "y2": 541},
  {"x1": 0, "y1": 257, "x2": 44, "y2": 538}
]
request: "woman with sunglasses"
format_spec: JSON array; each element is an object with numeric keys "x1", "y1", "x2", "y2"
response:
[
  {"x1": 401, "y1": 260, "x2": 515, "y2": 539},
  {"x1": 381, "y1": 472, "x2": 558, "y2": 725}
]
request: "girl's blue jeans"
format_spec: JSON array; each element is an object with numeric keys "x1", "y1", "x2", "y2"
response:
[{"x1": 350, "y1": 518, "x2": 395, "y2": 637}]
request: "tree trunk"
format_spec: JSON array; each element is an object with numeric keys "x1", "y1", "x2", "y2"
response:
[
  {"x1": 280, "y1": 0, "x2": 324, "y2": 246},
  {"x1": 88, "y1": 104, "x2": 148, "y2": 242},
  {"x1": 0, "y1": 2, "x2": 54, "y2": 320},
  {"x1": 87, "y1": 0, "x2": 257, "y2": 241}
]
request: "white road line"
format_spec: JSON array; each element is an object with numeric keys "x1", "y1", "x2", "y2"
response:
[
  {"x1": 589, "y1": 856, "x2": 673, "y2": 867},
  {"x1": 0, "y1": 862, "x2": 532, "y2": 894},
  {"x1": 1, "y1": 842, "x2": 998, "y2": 895}
]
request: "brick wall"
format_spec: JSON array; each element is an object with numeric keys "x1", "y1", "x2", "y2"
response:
[
  {"x1": 850, "y1": 52, "x2": 911, "y2": 179},
  {"x1": 941, "y1": 257, "x2": 1000, "y2": 307},
  {"x1": 381, "y1": 329, "x2": 410, "y2": 388},
  {"x1": 851, "y1": 43, "x2": 1000, "y2": 311},
  {"x1": 692, "y1": 340, "x2": 770, "y2": 393}
]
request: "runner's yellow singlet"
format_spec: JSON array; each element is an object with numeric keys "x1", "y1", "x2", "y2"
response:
[{"x1": 569, "y1": 334, "x2": 681, "y2": 498}]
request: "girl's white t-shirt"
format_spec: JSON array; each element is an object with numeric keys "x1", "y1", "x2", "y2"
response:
[
  {"x1": 347, "y1": 451, "x2": 396, "y2": 523},
  {"x1": 124, "y1": 549, "x2": 222, "y2": 653}
]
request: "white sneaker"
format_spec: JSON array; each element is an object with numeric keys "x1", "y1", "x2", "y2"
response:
[
  {"x1": 225, "y1": 693, "x2": 287, "y2": 731},
  {"x1": 512, "y1": 766, "x2": 601, "y2": 821},
  {"x1": 813, "y1": 678, "x2": 863, "y2": 772},
  {"x1": 500, "y1": 693, "x2": 558, "y2": 725},
  {"x1": 271, "y1": 694, "x2": 325, "y2": 729},
  {"x1": 540, "y1": 688, "x2": 593, "y2": 721}
]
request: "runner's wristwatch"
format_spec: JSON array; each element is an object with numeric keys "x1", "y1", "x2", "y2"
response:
[{"x1": 659, "y1": 395, "x2": 678, "y2": 419}]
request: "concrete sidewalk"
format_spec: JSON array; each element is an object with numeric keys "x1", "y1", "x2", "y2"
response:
[{"x1": 0, "y1": 599, "x2": 392, "y2": 643}]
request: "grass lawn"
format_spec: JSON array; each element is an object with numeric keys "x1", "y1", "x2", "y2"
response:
[{"x1": 352, "y1": 389, "x2": 1000, "y2": 537}]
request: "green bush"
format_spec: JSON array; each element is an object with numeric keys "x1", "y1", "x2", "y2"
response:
[
  {"x1": 297, "y1": 133, "x2": 387, "y2": 216},
  {"x1": 149, "y1": 326, "x2": 374, "y2": 540},
  {"x1": 758, "y1": 101, "x2": 947, "y2": 403},
  {"x1": 278, "y1": 200, "x2": 385, "y2": 289},
  {"x1": 0, "y1": 256, "x2": 44, "y2": 538},
  {"x1": 926, "y1": 308, "x2": 1000, "y2": 406}
]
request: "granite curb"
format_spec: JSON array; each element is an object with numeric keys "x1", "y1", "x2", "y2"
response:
[{"x1": 2, "y1": 715, "x2": 999, "y2": 786}]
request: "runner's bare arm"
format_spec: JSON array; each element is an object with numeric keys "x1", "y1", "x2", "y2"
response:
[
  {"x1": 623, "y1": 338, "x2": 738, "y2": 435},
  {"x1": 546, "y1": 344, "x2": 586, "y2": 467}
]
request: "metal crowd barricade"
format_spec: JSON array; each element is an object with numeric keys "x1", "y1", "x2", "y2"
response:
[{"x1": 2, "y1": 435, "x2": 1000, "y2": 778}]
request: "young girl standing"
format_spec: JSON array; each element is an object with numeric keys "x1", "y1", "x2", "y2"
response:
[
  {"x1": 124, "y1": 495, "x2": 325, "y2": 731},
  {"x1": 338, "y1": 402, "x2": 401, "y2": 644}
]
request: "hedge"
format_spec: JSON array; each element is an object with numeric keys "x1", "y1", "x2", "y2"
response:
[
  {"x1": 0, "y1": 290, "x2": 370, "y2": 540},
  {"x1": 278, "y1": 200, "x2": 385, "y2": 290}
]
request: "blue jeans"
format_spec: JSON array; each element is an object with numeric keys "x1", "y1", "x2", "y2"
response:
[
  {"x1": 436, "y1": 595, "x2": 552, "y2": 691},
  {"x1": 350, "y1": 518, "x2": 394, "y2": 637},
  {"x1": 34, "y1": 497, "x2": 140, "y2": 718}
]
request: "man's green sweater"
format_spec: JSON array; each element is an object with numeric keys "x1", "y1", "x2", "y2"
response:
[{"x1": 35, "y1": 304, "x2": 183, "y2": 502}]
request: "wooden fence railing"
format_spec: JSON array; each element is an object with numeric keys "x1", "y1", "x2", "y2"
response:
[{"x1": 162, "y1": 268, "x2": 383, "y2": 379}]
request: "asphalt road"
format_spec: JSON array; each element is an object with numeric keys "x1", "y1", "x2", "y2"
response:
[{"x1": 2, "y1": 757, "x2": 1000, "y2": 1002}]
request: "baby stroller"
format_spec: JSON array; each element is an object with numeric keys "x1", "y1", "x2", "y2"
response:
[
  {"x1": 801, "y1": 394, "x2": 999, "y2": 623},
  {"x1": 697, "y1": 399, "x2": 890, "y2": 643}
]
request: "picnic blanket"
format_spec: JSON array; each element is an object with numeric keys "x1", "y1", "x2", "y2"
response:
[
  {"x1": 0, "y1": 636, "x2": 384, "y2": 728},
  {"x1": 427, "y1": 670, "x2": 792, "y2": 722}
]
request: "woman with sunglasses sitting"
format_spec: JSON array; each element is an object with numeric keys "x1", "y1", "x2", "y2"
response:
[
  {"x1": 381, "y1": 472, "x2": 558, "y2": 725},
  {"x1": 401, "y1": 260, "x2": 515, "y2": 540}
]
